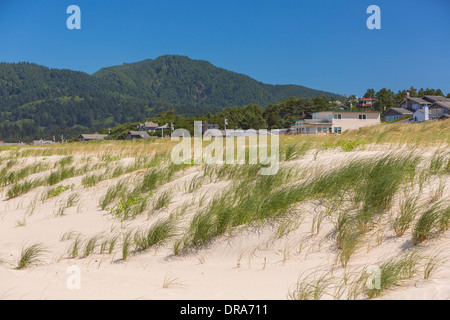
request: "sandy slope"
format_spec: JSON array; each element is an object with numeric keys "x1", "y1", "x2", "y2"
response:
[{"x1": 0, "y1": 147, "x2": 449, "y2": 300}]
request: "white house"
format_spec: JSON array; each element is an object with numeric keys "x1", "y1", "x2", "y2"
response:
[
  {"x1": 291, "y1": 111, "x2": 381, "y2": 134},
  {"x1": 412, "y1": 105, "x2": 431, "y2": 122}
]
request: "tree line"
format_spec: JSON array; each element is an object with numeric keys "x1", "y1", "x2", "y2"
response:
[{"x1": 100, "y1": 86, "x2": 450, "y2": 140}]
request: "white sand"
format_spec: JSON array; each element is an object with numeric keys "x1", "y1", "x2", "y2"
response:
[{"x1": 0, "y1": 147, "x2": 449, "y2": 300}]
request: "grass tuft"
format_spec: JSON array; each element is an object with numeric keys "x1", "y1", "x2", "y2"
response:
[{"x1": 16, "y1": 243, "x2": 47, "y2": 270}]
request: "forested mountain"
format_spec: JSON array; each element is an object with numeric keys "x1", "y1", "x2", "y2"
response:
[
  {"x1": 0, "y1": 55, "x2": 341, "y2": 142},
  {"x1": 93, "y1": 55, "x2": 341, "y2": 113}
]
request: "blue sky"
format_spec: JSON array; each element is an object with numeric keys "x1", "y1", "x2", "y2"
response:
[{"x1": 0, "y1": 0, "x2": 449, "y2": 97}]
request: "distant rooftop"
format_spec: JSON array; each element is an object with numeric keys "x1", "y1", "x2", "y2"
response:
[
  {"x1": 385, "y1": 108, "x2": 414, "y2": 115},
  {"x1": 79, "y1": 134, "x2": 108, "y2": 140},
  {"x1": 128, "y1": 131, "x2": 151, "y2": 138},
  {"x1": 311, "y1": 110, "x2": 381, "y2": 114},
  {"x1": 139, "y1": 121, "x2": 159, "y2": 127},
  {"x1": 422, "y1": 96, "x2": 450, "y2": 103},
  {"x1": 431, "y1": 101, "x2": 450, "y2": 110},
  {"x1": 406, "y1": 97, "x2": 432, "y2": 105}
]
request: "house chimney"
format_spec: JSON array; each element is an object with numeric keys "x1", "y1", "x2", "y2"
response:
[{"x1": 423, "y1": 105, "x2": 429, "y2": 121}]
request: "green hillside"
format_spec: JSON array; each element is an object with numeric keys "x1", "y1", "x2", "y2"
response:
[
  {"x1": 0, "y1": 55, "x2": 342, "y2": 142},
  {"x1": 93, "y1": 55, "x2": 341, "y2": 113}
]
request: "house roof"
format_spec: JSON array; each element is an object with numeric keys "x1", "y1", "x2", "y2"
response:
[
  {"x1": 383, "y1": 108, "x2": 414, "y2": 116},
  {"x1": 292, "y1": 119, "x2": 332, "y2": 124},
  {"x1": 128, "y1": 131, "x2": 150, "y2": 138},
  {"x1": 422, "y1": 96, "x2": 450, "y2": 103},
  {"x1": 139, "y1": 121, "x2": 159, "y2": 127},
  {"x1": 406, "y1": 97, "x2": 432, "y2": 105},
  {"x1": 311, "y1": 110, "x2": 381, "y2": 114},
  {"x1": 79, "y1": 134, "x2": 107, "y2": 140},
  {"x1": 430, "y1": 101, "x2": 450, "y2": 110},
  {"x1": 157, "y1": 123, "x2": 170, "y2": 129},
  {"x1": 292, "y1": 110, "x2": 381, "y2": 123}
]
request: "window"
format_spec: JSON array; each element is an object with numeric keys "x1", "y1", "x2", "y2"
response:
[
  {"x1": 313, "y1": 115, "x2": 317, "y2": 120},
  {"x1": 387, "y1": 115, "x2": 400, "y2": 122},
  {"x1": 328, "y1": 114, "x2": 332, "y2": 120},
  {"x1": 306, "y1": 128, "x2": 310, "y2": 133},
  {"x1": 359, "y1": 114, "x2": 367, "y2": 120},
  {"x1": 444, "y1": 109, "x2": 448, "y2": 115},
  {"x1": 317, "y1": 127, "x2": 322, "y2": 133},
  {"x1": 334, "y1": 127, "x2": 342, "y2": 134},
  {"x1": 334, "y1": 114, "x2": 342, "y2": 120}
]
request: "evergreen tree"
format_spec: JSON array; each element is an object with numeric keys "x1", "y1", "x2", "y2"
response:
[
  {"x1": 375, "y1": 88, "x2": 395, "y2": 112},
  {"x1": 364, "y1": 89, "x2": 376, "y2": 98}
]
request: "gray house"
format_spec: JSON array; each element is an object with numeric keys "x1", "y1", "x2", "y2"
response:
[
  {"x1": 383, "y1": 108, "x2": 414, "y2": 122},
  {"x1": 78, "y1": 134, "x2": 108, "y2": 142},
  {"x1": 399, "y1": 97, "x2": 432, "y2": 111},
  {"x1": 138, "y1": 122, "x2": 159, "y2": 132},
  {"x1": 430, "y1": 101, "x2": 450, "y2": 120},
  {"x1": 384, "y1": 93, "x2": 450, "y2": 123},
  {"x1": 127, "y1": 131, "x2": 151, "y2": 140}
]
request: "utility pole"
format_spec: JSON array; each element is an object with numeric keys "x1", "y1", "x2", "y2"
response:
[{"x1": 224, "y1": 118, "x2": 228, "y2": 131}]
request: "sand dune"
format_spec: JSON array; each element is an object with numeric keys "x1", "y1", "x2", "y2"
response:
[{"x1": 0, "y1": 140, "x2": 449, "y2": 300}]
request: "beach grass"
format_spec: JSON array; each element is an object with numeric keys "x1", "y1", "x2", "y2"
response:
[{"x1": 16, "y1": 243, "x2": 47, "y2": 270}]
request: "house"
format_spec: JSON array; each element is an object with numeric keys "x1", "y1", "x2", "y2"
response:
[
  {"x1": 398, "y1": 92, "x2": 450, "y2": 109},
  {"x1": 384, "y1": 92, "x2": 450, "y2": 123},
  {"x1": 412, "y1": 107, "x2": 431, "y2": 123},
  {"x1": 78, "y1": 134, "x2": 108, "y2": 142},
  {"x1": 138, "y1": 121, "x2": 159, "y2": 132},
  {"x1": 291, "y1": 110, "x2": 381, "y2": 135},
  {"x1": 357, "y1": 98, "x2": 376, "y2": 109},
  {"x1": 399, "y1": 97, "x2": 432, "y2": 110},
  {"x1": 334, "y1": 104, "x2": 348, "y2": 110},
  {"x1": 127, "y1": 131, "x2": 151, "y2": 140},
  {"x1": 407, "y1": 95, "x2": 450, "y2": 122},
  {"x1": 202, "y1": 123, "x2": 220, "y2": 134},
  {"x1": 157, "y1": 123, "x2": 170, "y2": 130},
  {"x1": 430, "y1": 101, "x2": 450, "y2": 119},
  {"x1": 383, "y1": 108, "x2": 414, "y2": 122}
]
